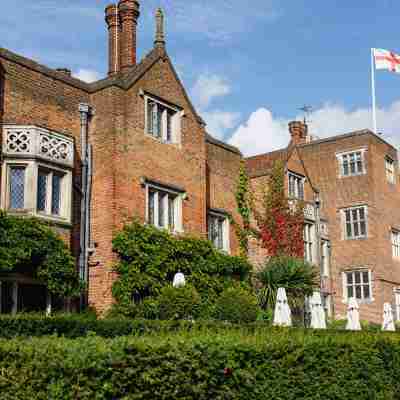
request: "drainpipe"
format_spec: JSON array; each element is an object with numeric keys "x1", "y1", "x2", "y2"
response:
[{"x1": 79, "y1": 103, "x2": 92, "y2": 310}]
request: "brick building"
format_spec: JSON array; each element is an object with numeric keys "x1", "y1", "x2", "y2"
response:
[{"x1": 0, "y1": 0, "x2": 397, "y2": 322}]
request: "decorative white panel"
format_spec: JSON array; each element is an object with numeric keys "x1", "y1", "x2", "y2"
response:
[
  {"x1": 2, "y1": 126, "x2": 74, "y2": 167},
  {"x1": 304, "y1": 202, "x2": 315, "y2": 221}
]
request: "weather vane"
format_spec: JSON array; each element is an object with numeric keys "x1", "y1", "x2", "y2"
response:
[{"x1": 299, "y1": 105, "x2": 313, "y2": 124}]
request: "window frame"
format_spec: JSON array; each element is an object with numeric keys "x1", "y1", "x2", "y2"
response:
[
  {"x1": 303, "y1": 222, "x2": 314, "y2": 263},
  {"x1": 336, "y1": 148, "x2": 367, "y2": 178},
  {"x1": 342, "y1": 269, "x2": 373, "y2": 303},
  {"x1": 288, "y1": 171, "x2": 305, "y2": 200},
  {"x1": 392, "y1": 229, "x2": 400, "y2": 260},
  {"x1": 145, "y1": 181, "x2": 183, "y2": 233},
  {"x1": 0, "y1": 159, "x2": 72, "y2": 224},
  {"x1": 36, "y1": 167, "x2": 65, "y2": 218},
  {"x1": 144, "y1": 94, "x2": 182, "y2": 145},
  {"x1": 207, "y1": 210, "x2": 230, "y2": 253},
  {"x1": 342, "y1": 205, "x2": 368, "y2": 240},
  {"x1": 385, "y1": 156, "x2": 396, "y2": 184}
]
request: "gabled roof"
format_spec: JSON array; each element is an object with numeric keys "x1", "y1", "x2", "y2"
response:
[{"x1": 0, "y1": 46, "x2": 204, "y2": 124}]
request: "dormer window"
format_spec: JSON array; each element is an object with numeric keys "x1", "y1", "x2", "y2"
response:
[{"x1": 145, "y1": 95, "x2": 181, "y2": 144}]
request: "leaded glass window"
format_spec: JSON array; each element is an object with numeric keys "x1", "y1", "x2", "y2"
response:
[
  {"x1": 51, "y1": 173, "x2": 62, "y2": 215},
  {"x1": 37, "y1": 170, "x2": 48, "y2": 212},
  {"x1": 9, "y1": 167, "x2": 25, "y2": 209}
]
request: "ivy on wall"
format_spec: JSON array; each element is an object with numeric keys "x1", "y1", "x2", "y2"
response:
[
  {"x1": 234, "y1": 160, "x2": 305, "y2": 258},
  {"x1": 0, "y1": 212, "x2": 83, "y2": 297},
  {"x1": 111, "y1": 220, "x2": 252, "y2": 316}
]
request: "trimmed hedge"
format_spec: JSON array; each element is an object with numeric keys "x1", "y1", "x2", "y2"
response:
[
  {"x1": 1, "y1": 330, "x2": 400, "y2": 399},
  {"x1": 0, "y1": 314, "x2": 272, "y2": 338}
]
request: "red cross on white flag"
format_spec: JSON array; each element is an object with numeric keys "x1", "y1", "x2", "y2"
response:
[{"x1": 373, "y1": 48, "x2": 400, "y2": 73}]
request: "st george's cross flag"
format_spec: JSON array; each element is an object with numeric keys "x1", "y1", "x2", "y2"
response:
[{"x1": 373, "y1": 48, "x2": 400, "y2": 73}]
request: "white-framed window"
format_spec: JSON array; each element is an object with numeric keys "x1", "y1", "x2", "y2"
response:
[
  {"x1": 37, "y1": 168, "x2": 64, "y2": 216},
  {"x1": 343, "y1": 269, "x2": 372, "y2": 302},
  {"x1": 337, "y1": 150, "x2": 366, "y2": 177},
  {"x1": 145, "y1": 183, "x2": 183, "y2": 233},
  {"x1": 342, "y1": 206, "x2": 367, "y2": 239},
  {"x1": 385, "y1": 156, "x2": 395, "y2": 184},
  {"x1": 303, "y1": 223, "x2": 314, "y2": 263},
  {"x1": 392, "y1": 229, "x2": 400, "y2": 259},
  {"x1": 208, "y1": 211, "x2": 230, "y2": 253},
  {"x1": 288, "y1": 172, "x2": 304, "y2": 200},
  {"x1": 1, "y1": 160, "x2": 72, "y2": 223},
  {"x1": 145, "y1": 96, "x2": 181, "y2": 144}
]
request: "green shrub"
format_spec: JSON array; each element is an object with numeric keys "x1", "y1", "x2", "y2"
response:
[
  {"x1": 111, "y1": 220, "x2": 252, "y2": 316},
  {"x1": 214, "y1": 287, "x2": 259, "y2": 323},
  {"x1": 0, "y1": 313, "x2": 273, "y2": 338},
  {"x1": 1, "y1": 330, "x2": 400, "y2": 399},
  {"x1": 0, "y1": 212, "x2": 83, "y2": 297},
  {"x1": 158, "y1": 284, "x2": 201, "y2": 320}
]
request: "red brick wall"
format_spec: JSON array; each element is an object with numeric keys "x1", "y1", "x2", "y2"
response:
[
  {"x1": 299, "y1": 133, "x2": 400, "y2": 322},
  {"x1": 206, "y1": 140, "x2": 242, "y2": 255}
]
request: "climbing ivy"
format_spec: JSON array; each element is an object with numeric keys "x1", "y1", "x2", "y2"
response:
[
  {"x1": 111, "y1": 220, "x2": 252, "y2": 317},
  {"x1": 0, "y1": 211, "x2": 83, "y2": 297}
]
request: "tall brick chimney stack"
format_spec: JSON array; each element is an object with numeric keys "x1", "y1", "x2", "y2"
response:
[
  {"x1": 105, "y1": 4, "x2": 120, "y2": 75},
  {"x1": 118, "y1": 0, "x2": 140, "y2": 72},
  {"x1": 288, "y1": 121, "x2": 308, "y2": 145}
]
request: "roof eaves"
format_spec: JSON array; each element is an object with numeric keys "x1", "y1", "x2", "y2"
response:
[{"x1": 206, "y1": 133, "x2": 242, "y2": 155}]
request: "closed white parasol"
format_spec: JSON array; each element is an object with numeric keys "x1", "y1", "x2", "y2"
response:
[
  {"x1": 382, "y1": 302, "x2": 396, "y2": 332},
  {"x1": 173, "y1": 272, "x2": 186, "y2": 288},
  {"x1": 346, "y1": 298, "x2": 361, "y2": 331},
  {"x1": 273, "y1": 287, "x2": 292, "y2": 327},
  {"x1": 310, "y1": 291, "x2": 327, "y2": 329}
]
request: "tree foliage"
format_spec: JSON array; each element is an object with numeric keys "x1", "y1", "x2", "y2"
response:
[
  {"x1": 256, "y1": 256, "x2": 318, "y2": 310},
  {"x1": 0, "y1": 212, "x2": 83, "y2": 297},
  {"x1": 112, "y1": 220, "x2": 252, "y2": 317}
]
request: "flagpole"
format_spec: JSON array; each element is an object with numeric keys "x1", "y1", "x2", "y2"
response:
[{"x1": 371, "y1": 48, "x2": 377, "y2": 134}]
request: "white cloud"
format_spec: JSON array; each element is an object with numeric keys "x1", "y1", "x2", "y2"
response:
[
  {"x1": 201, "y1": 110, "x2": 241, "y2": 139},
  {"x1": 192, "y1": 74, "x2": 231, "y2": 109},
  {"x1": 229, "y1": 108, "x2": 289, "y2": 156},
  {"x1": 228, "y1": 102, "x2": 400, "y2": 157},
  {"x1": 73, "y1": 69, "x2": 102, "y2": 83}
]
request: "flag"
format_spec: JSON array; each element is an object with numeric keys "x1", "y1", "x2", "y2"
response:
[{"x1": 373, "y1": 48, "x2": 400, "y2": 73}]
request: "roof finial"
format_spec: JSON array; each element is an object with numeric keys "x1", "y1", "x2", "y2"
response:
[{"x1": 154, "y1": 8, "x2": 165, "y2": 48}]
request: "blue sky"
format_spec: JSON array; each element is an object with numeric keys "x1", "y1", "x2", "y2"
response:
[{"x1": 2, "y1": 0, "x2": 400, "y2": 155}]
